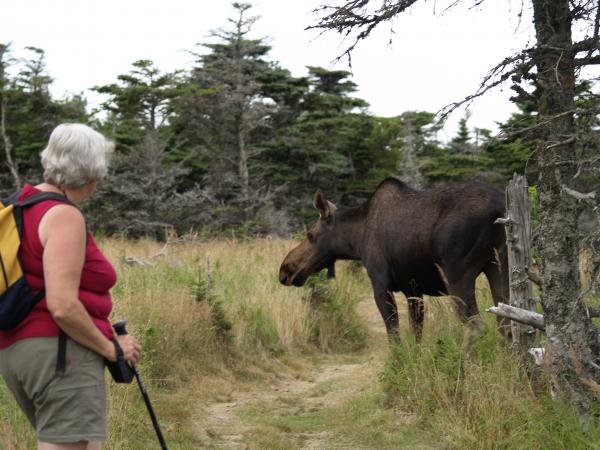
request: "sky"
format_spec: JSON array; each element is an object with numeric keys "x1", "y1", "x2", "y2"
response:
[{"x1": 0, "y1": 0, "x2": 533, "y2": 140}]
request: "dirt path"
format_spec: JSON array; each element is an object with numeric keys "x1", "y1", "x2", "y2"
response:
[{"x1": 195, "y1": 298, "x2": 401, "y2": 449}]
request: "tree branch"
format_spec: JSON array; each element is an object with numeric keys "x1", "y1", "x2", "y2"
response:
[
  {"x1": 573, "y1": 37, "x2": 600, "y2": 53},
  {"x1": 308, "y1": 0, "x2": 420, "y2": 65},
  {"x1": 575, "y1": 55, "x2": 600, "y2": 66},
  {"x1": 487, "y1": 303, "x2": 600, "y2": 331},
  {"x1": 438, "y1": 50, "x2": 534, "y2": 121},
  {"x1": 561, "y1": 185, "x2": 596, "y2": 201},
  {"x1": 487, "y1": 303, "x2": 545, "y2": 330}
]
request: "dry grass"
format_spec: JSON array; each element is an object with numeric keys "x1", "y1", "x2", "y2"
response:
[{"x1": 100, "y1": 236, "x2": 369, "y2": 448}]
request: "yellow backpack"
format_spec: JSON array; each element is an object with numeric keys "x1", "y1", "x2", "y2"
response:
[{"x1": 0, "y1": 191, "x2": 69, "y2": 330}]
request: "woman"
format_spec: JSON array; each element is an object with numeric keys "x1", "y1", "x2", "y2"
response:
[{"x1": 0, "y1": 123, "x2": 141, "y2": 449}]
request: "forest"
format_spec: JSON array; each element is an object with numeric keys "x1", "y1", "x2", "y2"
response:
[{"x1": 0, "y1": 4, "x2": 557, "y2": 238}]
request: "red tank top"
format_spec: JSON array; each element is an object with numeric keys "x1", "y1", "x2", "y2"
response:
[{"x1": 0, "y1": 184, "x2": 116, "y2": 349}]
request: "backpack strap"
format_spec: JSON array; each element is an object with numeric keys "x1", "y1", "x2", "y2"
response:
[
  {"x1": 2, "y1": 190, "x2": 20, "y2": 206},
  {"x1": 16, "y1": 192, "x2": 74, "y2": 208},
  {"x1": 56, "y1": 330, "x2": 68, "y2": 377},
  {"x1": 6, "y1": 190, "x2": 75, "y2": 237}
]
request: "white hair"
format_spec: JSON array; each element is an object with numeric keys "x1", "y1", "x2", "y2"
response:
[{"x1": 41, "y1": 123, "x2": 115, "y2": 188}]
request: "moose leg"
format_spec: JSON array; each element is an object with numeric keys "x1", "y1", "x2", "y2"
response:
[
  {"x1": 407, "y1": 297, "x2": 425, "y2": 342},
  {"x1": 371, "y1": 284, "x2": 400, "y2": 343},
  {"x1": 447, "y1": 276, "x2": 479, "y2": 322}
]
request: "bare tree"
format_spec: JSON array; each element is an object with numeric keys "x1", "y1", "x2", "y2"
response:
[
  {"x1": 400, "y1": 113, "x2": 425, "y2": 188},
  {"x1": 310, "y1": 0, "x2": 600, "y2": 416},
  {"x1": 0, "y1": 43, "x2": 21, "y2": 188}
]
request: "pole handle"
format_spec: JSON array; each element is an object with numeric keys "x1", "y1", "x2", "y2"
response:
[{"x1": 113, "y1": 320, "x2": 128, "y2": 336}]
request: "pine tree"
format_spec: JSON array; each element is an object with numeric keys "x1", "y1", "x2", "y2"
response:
[{"x1": 0, "y1": 45, "x2": 88, "y2": 192}]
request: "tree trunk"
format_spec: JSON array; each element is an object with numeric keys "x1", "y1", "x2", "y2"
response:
[
  {"x1": 236, "y1": 113, "x2": 249, "y2": 203},
  {"x1": 1, "y1": 96, "x2": 21, "y2": 188},
  {"x1": 532, "y1": 0, "x2": 600, "y2": 416}
]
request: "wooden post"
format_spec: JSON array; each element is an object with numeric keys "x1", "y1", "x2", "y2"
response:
[{"x1": 496, "y1": 174, "x2": 536, "y2": 349}]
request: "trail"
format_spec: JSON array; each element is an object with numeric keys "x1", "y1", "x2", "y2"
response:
[{"x1": 195, "y1": 298, "x2": 402, "y2": 449}]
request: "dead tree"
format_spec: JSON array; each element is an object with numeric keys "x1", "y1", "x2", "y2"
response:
[{"x1": 495, "y1": 174, "x2": 536, "y2": 349}]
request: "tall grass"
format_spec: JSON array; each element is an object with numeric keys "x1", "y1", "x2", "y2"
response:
[{"x1": 380, "y1": 286, "x2": 600, "y2": 449}]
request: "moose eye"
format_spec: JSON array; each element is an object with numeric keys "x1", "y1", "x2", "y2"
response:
[{"x1": 307, "y1": 231, "x2": 316, "y2": 242}]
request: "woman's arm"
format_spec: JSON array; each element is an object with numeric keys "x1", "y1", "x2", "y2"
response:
[{"x1": 39, "y1": 204, "x2": 140, "y2": 363}]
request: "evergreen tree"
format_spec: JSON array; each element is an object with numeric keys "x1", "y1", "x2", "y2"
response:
[
  {"x1": 449, "y1": 114, "x2": 472, "y2": 153},
  {"x1": 92, "y1": 59, "x2": 181, "y2": 148},
  {"x1": 277, "y1": 66, "x2": 372, "y2": 212},
  {"x1": 0, "y1": 45, "x2": 87, "y2": 192},
  {"x1": 173, "y1": 3, "x2": 277, "y2": 225},
  {"x1": 90, "y1": 60, "x2": 199, "y2": 237}
]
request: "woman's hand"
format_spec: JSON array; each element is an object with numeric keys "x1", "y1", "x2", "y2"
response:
[{"x1": 110, "y1": 335, "x2": 142, "y2": 365}]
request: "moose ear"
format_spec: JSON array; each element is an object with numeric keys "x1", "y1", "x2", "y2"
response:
[{"x1": 313, "y1": 190, "x2": 336, "y2": 221}]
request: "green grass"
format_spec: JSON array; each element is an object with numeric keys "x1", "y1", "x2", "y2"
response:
[{"x1": 380, "y1": 294, "x2": 600, "y2": 450}]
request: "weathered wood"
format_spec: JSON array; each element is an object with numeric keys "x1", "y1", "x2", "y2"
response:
[
  {"x1": 525, "y1": 266, "x2": 541, "y2": 286},
  {"x1": 487, "y1": 303, "x2": 545, "y2": 330},
  {"x1": 122, "y1": 256, "x2": 154, "y2": 267},
  {"x1": 487, "y1": 302, "x2": 600, "y2": 328},
  {"x1": 499, "y1": 174, "x2": 536, "y2": 348}
]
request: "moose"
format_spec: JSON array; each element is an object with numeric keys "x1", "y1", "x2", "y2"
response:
[{"x1": 279, "y1": 178, "x2": 509, "y2": 341}]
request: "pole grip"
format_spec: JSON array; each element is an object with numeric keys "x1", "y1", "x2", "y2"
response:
[{"x1": 113, "y1": 320, "x2": 128, "y2": 336}]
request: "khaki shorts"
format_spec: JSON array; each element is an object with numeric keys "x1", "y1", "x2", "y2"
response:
[{"x1": 0, "y1": 337, "x2": 106, "y2": 443}]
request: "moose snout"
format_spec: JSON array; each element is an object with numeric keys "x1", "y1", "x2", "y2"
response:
[
  {"x1": 279, "y1": 267, "x2": 292, "y2": 286},
  {"x1": 279, "y1": 270, "x2": 289, "y2": 285}
]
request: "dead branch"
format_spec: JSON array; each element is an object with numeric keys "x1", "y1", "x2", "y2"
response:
[
  {"x1": 308, "y1": 0, "x2": 420, "y2": 65},
  {"x1": 573, "y1": 37, "x2": 600, "y2": 53},
  {"x1": 487, "y1": 303, "x2": 600, "y2": 330},
  {"x1": 525, "y1": 266, "x2": 542, "y2": 286},
  {"x1": 122, "y1": 256, "x2": 154, "y2": 267},
  {"x1": 496, "y1": 108, "x2": 586, "y2": 140},
  {"x1": 487, "y1": 303, "x2": 545, "y2": 330},
  {"x1": 438, "y1": 51, "x2": 534, "y2": 121},
  {"x1": 547, "y1": 136, "x2": 577, "y2": 150},
  {"x1": 575, "y1": 55, "x2": 600, "y2": 66},
  {"x1": 561, "y1": 185, "x2": 597, "y2": 201}
]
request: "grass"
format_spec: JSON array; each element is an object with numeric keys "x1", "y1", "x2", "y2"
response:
[
  {"x1": 1, "y1": 237, "x2": 600, "y2": 449},
  {"x1": 380, "y1": 287, "x2": 600, "y2": 450}
]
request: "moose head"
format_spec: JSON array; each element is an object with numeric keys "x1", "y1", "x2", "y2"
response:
[{"x1": 279, "y1": 191, "x2": 338, "y2": 286}]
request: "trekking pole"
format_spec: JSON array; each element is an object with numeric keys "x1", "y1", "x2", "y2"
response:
[{"x1": 113, "y1": 321, "x2": 169, "y2": 450}]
